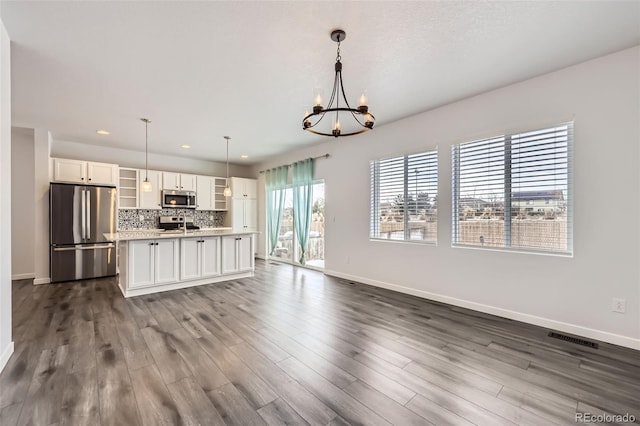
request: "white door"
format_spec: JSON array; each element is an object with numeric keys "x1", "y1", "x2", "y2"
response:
[
  {"x1": 201, "y1": 236, "x2": 221, "y2": 277},
  {"x1": 196, "y1": 176, "x2": 213, "y2": 210},
  {"x1": 155, "y1": 239, "x2": 179, "y2": 284},
  {"x1": 87, "y1": 161, "x2": 117, "y2": 185},
  {"x1": 237, "y1": 235, "x2": 253, "y2": 272},
  {"x1": 129, "y1": 240, "x2": 155, "y2": 288},
  {"x1": 139, "y1": 170, "x2": 162, "y2": 209},
  {"x1": 162, "y1": 172, "x2": 181, "y2": 190},
  {"x1": 180, "y1": 238, "x2": 201, "y2": 280},
  {"x1": 180, "y1": 174, "x2": 197, "y2": 191},
  {"x1": 221, "y1": 236, "x2": 238, "y2": 274},
  {"x1": 53, "y1": 158, "x2": 87, "y2": 183}
]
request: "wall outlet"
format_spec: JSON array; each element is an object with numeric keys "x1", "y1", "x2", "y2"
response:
[
  {"x1": 138, "y1": 214, "x2": 144, "y2": 221},
  {"x1": 209, "y1": 215, "x2": 214, "y2": 220},
  {"x1": 612, "y1": 298, "x2": 626, "y2": 314}
]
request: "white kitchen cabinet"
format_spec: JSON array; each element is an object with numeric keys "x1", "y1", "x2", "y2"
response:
[
  {"x1": 128, "y1": 238, "x2": 179, "y2": 289},
  {"x1": 162, "y1": 172, "x2": 197, "y2": 191},
  {"x1": 118, "y1": 168, "x2": 138, "y2": 209},
  {"x1": 221, "y1": 235, "x2": 254, "y2": 274},
  {"x1": 138, "y1": 169, "x2": 162, "y2": 210},
  {"x1": 225, "y1": 177, "x2": 257, "y2": 232},
  {"x1": 196, "y1": 176, "x2": 228, "y2": 211},
  {"x1": 53, "y1": 158, "x2": 117, "y2": 186},
  {"x1": 180, "y1": 236, "x2": 221, "y2": 280},
  {"x1": 230, "y1": 177, "x2": 257, "y2": 199}
]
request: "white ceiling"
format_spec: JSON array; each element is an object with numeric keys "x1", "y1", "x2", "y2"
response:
[{"x1": 1, "y1": 1, "x2": 639, "y2": 165}]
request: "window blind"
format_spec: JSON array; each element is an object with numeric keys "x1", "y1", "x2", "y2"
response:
[
  {"x1": 370, "y1": 149, "x2": 438, "y2": 243},
  {"x1": 452, "y1": 123, "x2": 572, "y2": 254}
]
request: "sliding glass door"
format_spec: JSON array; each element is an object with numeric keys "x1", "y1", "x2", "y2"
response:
[{"x1": 271, "y1": 181, "x2": 325, "y2": 269}]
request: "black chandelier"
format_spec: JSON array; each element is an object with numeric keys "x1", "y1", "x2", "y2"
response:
[{"x1": 303, "y1": 29, "x2": 375, "y2": 137}]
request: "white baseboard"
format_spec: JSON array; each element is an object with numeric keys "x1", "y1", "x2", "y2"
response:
[
  {"x1": 324, "y1": 269, "x2": 640, "y2": 351},
  {"x1": 0, "y1": 341, "x2": 14, "y2": 373},
  {"x1": 33, "y1": 277, "x2": 50, "y2": 285},
  {"x1": 11, "y1": 273, "x2": 35, "y2": 281}
]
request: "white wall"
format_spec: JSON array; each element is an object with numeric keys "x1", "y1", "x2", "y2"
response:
[
  {"x1": 254, "y1": 46, "x2": 640, "y2": 349},
  {"x1": 0, "y1": 18, "x2": 13, "y2": 372},
  {"x1": 11, "y1": 127, "x2": 34, "y2": 279},
  {"x1": 34, "y1": 129, "x2": 50, "y2": 285},
  {"x1": 52, "y1": 139, "x2": 252, "y2": 178}
]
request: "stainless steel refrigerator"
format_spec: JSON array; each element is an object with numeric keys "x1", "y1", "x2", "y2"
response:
[{"x1": 50, "y1": 183, "x2": 117, "y2": 283}]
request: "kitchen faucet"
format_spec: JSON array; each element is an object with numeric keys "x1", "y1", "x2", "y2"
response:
[{"x1": 177, "y1": 211, "x2": 188, "y2": 234}]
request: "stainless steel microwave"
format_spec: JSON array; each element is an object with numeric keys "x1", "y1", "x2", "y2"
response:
[{"x1": 161, "y1": 190, "x2": 197, "y2": 208}]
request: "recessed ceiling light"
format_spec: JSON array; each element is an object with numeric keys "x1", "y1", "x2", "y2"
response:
[
  {"x1": 241, "y1": 154, "x2": 249, "y2": 159},
  {"x1": 96, "y1": 129, "x2": 110, "y2": 135},
  {"x1": 181, "y1": 144, "x2": 191, "y2": 149}
]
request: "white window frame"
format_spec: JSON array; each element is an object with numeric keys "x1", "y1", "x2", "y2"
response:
[
  {"x1": 451, "y1": 122, "x2": 573, "y2": 255},
  {"x1": 370, "y1": 148, "x2": 438, "y2": 244}
]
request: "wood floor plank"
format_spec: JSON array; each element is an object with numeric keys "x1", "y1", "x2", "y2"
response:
[
  {"x1": 259, "y1": 326, "x2": 358, "y2": 390},
  {"x1": 17, "y1": 345, "x2": 70, "y2": 426},
  {"x1": 96, "y1": 346, "x2": 142, "y2": 426},
  {"x1": 129, "y1": 364, "x2": 181, "y2": 426},
  {"x1": 257, "y1": 398, "x2": 310, "y2": 426},
  {"x1": 59, "y1": 365, "x2": 100, "y2": 426},
  {"x1": 405, "y1": 394, "x2": 475, "y2": 426},
  {"x1": 168, "y1": 327, "x2": 230, "y2": 392},
  {"x1": 140, "y1": 326, "x2": 192, "y2": 385},
  {"x1": 196, "y1": 332, "x2": 279, "y2": 409},
  {"x1": 111, "y1": 298, "x2": 154, "y2": 371},
  {"x1": 166, "y1": 376, "x2": 226, "y2": 426},
  {"x1": 206, "y1": 382, "x2": 267, "y2": 426},
  {"x1": 0, "y1": 403, "x2": 22, "y2": 426},
  {"x1": 343, "y1": 380, "x2": 433, "y2": 426},
  {"x1": 230, "y1": 341, "x2": 338, "y2": 425},
  {"x1": 293, "y1": 332, "x2": 416, "y2": 405},
  {"x1": 277, "y1": 356, "x2": 392, "y2": 426},
  {"x1": 0, "y1": 340, "x2": 44, "y2": 410}
]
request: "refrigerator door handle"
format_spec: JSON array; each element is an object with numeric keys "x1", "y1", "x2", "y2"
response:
[
  {"x1": 53, "y1": 244, "x2": 115, "y2": 252},
  {"x1": 86, "y1": 190, "x2": 91, "y2": 240},
  {"x1": 81, "y1": 189, "x2": 86, "y2": 240}
]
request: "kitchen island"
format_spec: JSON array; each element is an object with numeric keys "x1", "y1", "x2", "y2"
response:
[{"x1": 106, "y1": 229, "x2": 256, "y2": 297}]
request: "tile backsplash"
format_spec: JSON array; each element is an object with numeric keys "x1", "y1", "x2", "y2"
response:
[{"x1": 119, "y1": 209, "x2": 225, "y2": 230}]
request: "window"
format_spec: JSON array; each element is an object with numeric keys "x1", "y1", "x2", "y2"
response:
[
  {"x1": 452, "y1": 123, "x2": 572, "y2": 254},
  {"x1": 370, "y1": 149, "x2": 438, "y2": 243}
]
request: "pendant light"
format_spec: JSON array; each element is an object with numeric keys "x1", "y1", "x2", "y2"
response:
[
  {"x1": 140, "y1": 118, "x2": 152, "y2": 192},
  {"x1": 223, "y1": 136, "x2": 232, "y2": 197}
]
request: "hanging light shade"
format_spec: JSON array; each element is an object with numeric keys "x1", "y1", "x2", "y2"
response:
[
  {"x1": 302, "y1": 29, "x2": 375, "y2": 137},
  {"x1": 140, "y1": 118, "x2": 152, "y2": 192},
  {"x1": 223, "y1": 136, "x2": 232, "y2": 197}
]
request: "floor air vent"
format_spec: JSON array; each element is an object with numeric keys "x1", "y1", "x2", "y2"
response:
[{"x1": 548, "y1": 332, "x2": 599, "y2": 349}]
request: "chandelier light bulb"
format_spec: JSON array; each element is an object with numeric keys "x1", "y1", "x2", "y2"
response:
[{"x1": 359, "y1": 92, "x2": 368, "y2": 107}]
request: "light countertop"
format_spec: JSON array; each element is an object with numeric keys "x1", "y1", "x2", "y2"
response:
[{"x1": 105, "y1": 228, "x2": 256, "y2": 241}]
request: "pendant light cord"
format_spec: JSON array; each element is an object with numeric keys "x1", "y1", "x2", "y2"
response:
[{"x1": 145, "y1": 120, "x2": 149, "y2": 179}]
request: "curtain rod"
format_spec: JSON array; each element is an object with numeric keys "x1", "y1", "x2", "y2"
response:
[{"x1": 258, "y1": 154, "x2": 330, "y2": 174}]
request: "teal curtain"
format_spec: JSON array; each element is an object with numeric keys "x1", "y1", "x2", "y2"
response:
[
  {"x1": 292, "y1": 158, "x2": 314, "y2": 264},
  {"x1": 266, "y1": 166, "x2": 288, "y2": 256}
]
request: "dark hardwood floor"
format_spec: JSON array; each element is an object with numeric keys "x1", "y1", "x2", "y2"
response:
[{"x1": 1, "y1": 260, "x2": 639, "y2": 425}]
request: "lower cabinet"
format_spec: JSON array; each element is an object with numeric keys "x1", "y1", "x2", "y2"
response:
[
  {"x1": 129, "y1": 238, "x2": 179, "y2": 288},
  {"x1": 121, "y1": 234, "x2": 254, "y2": 297},
  {"x1": 221, "y1": 235, "x2": 254, "y2": 274},
  {"x1": 180, "y1": 236, "x2": 221, "y2": 280}
]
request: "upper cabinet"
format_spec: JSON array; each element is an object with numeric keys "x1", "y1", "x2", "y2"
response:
[
  {"x1": 138, "y1": 169, "x2": 162, "y2": 210},
  {"x1": 196, "y1": 176, "x2": 228, "y2": 211},
  {"x1": 162, "y1": 172, "x2": 196, "y2": 191},
  {"x1": 53, "y1": 158, "x2": 118, "y2": 186},
  {"x1": 118, "y1": 168, "x2": 138, "y2": 209},
  {"x1": 230, "y1": 177, "x2": 257, "y2": 199}
]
